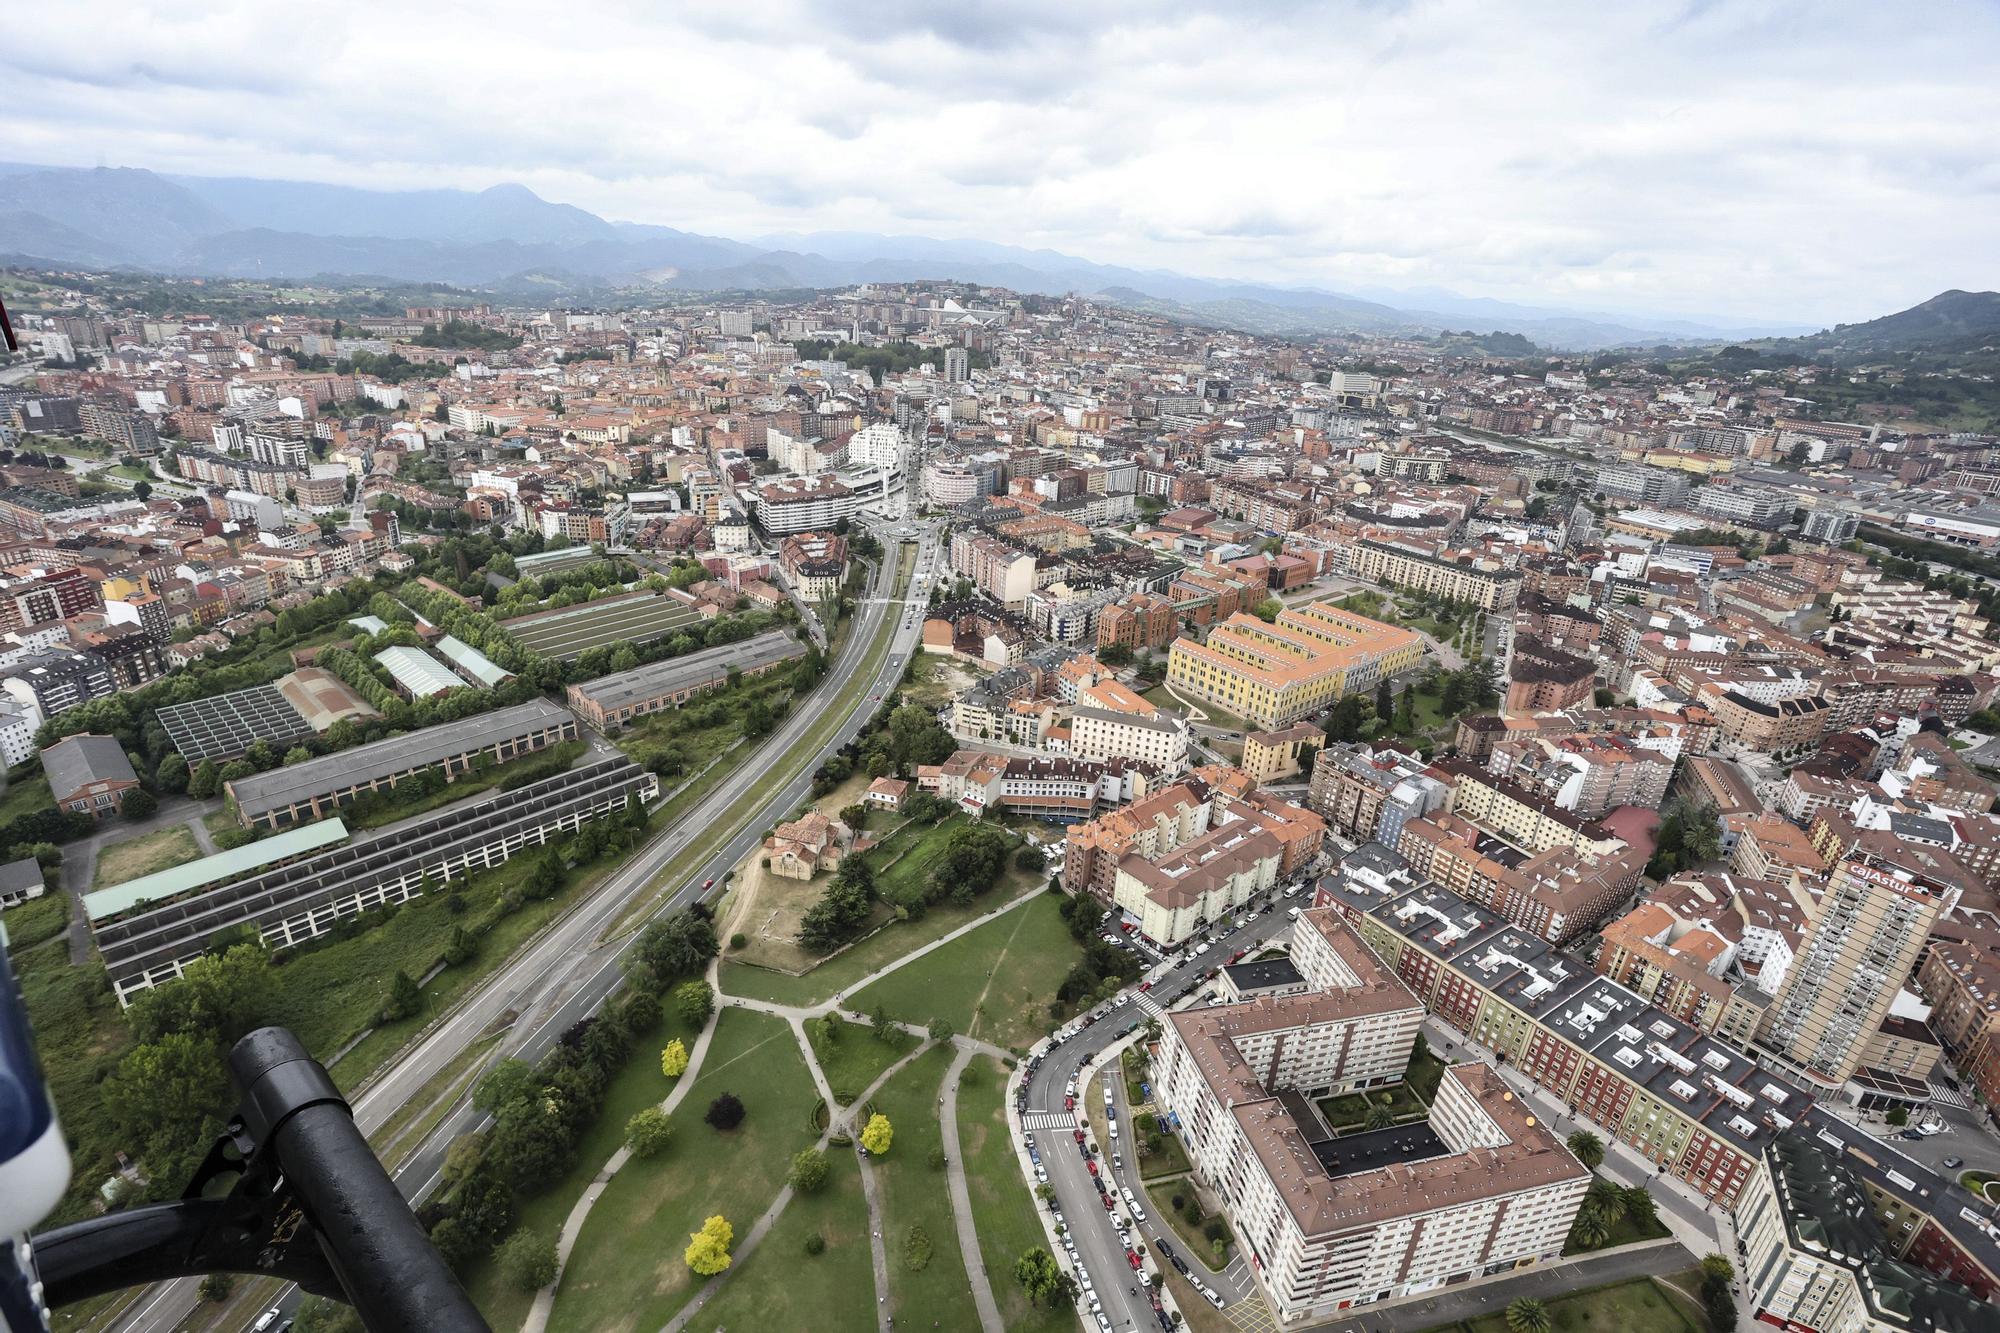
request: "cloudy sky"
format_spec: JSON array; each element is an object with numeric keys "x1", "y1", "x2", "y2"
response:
[{"x1": 1, "y1": 0, "x2": 1995, "y2": 326}]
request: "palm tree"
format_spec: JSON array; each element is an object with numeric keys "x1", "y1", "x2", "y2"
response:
[
  {"x1": 1586, "y1": 1176, "x2": 1628, "y2": 1224},
  {"x1": 1506, "y1": 1298, "x2": 1552, "y2": 1333},
  {"x1": 1569, "y1": 1208, "x2": 1611, "y2": 1252},
  {"x1": 1365, "y1": 1103, "x2": 1398, "y2": 1130},
  {"x1": 1566, "y1": 1130, "x2": 1605, "y2": 1170}
]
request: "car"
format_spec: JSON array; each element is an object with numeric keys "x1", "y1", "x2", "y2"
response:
[
  {"x1": 1025, "y1": 1132, "x2": 1037, "y2": 1150},
  {"x1": 1945, "y1": 1155, "x2": 1965, "y2": 1170},
  {"x1": 1288, "y1": 906, "x2": 1301, "y2": 919},
  {"x1": 254, "y1": 1311, "x2": 283, "y2": 1333},
  {"x1": 1900, "y1": 1130, "x2": 1924, "y2": 1140},
  {"x1": 1065, "y1": 1096, "x2": 1075, "y2": 1111},
  {"x1": 1065, "y1": 1080, "x2": 1078, "y2": 1097},
  {"x1": 702, "y1": 877, "x2": 715, "y2": 890},
  {"x1": 1138, "y1": 980, "x2": 1153, "y2": 992},
  {"x1": 1172, "y1": 1256, "x2": 1191, "y2": 1276},
  {"x1": 1035, "y1": 1165, "x2": 1048, "y2": 1183},
  {"x1": 1284, "y1": 884, "x2": 1302, "y2": 898},
  {"x1": 871, "y1": 693, "x2": 881, "y2": 700},
  {"x1": 1074, "y1": 1129, "x2": 1086, "y2": 1143},
  {"x1": 1087, "y1": 1160, "x2": 1099, "y2": 1177},
  {"x1": 1129, "y1": 1250, "x2": 1144, "y2": 1270},
  {"x1": 1112, "y1": 1152, "x2": 1124, "y2": 1170},
  {"x1": 1204, "y1": 1288, "x2": 1226, "y2": 1309},
  {"x1": 1157, "y1": 1239, "x2": 1176, "y2": 1261},
  {"x1": 1103, "y1": 1194, "x2": 1116, "y2": 1210},
  {"x1": 1916, "y1": 1121, "x2": 1945, "y2": 1136}
]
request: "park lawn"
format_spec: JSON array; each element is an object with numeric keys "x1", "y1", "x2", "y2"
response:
[
  {"x1": 848, "y1": 891, "x2": 1078, "y2": 1055},
  {"x1": 0, "y1": 773, "x2": 53, "y2": 823},
  {"x1": 679, "y1": 1148, "x2": 873, "y2": 1333},
  {"x1": 809, "y1": 1016, "x2": 914, "y2": 1105},
  {"x1": 868, "y1": 1044, "x2": 980, "y2": 1333},
  {"x1": 1407, "y1": 1046, "x2": 1447, "y2": 1101},
  {"x1": 1135, "y1": 1117, "x2": 1193, "y2": 1181},
  {"x1": 1455, "y1": 1275, "x2": 1698, "y2": 1333},
  {"x1": 462, "y1": 1006, "x2": 701, "y2": 1330},
  {"x1": 92, "y1": 824, "x2": 201, "y2": 888},
  {"x1": 719, "y1": 889, "x2": 1024, "y2": 1007},
  {"x1": 1144, "y1": 1174, "x2": 1232, "y2": 1270},
  {"x1": 1123, "y1": 1046, "x2": 1151, "y2": 1108},
  {"x1": 546, "y1": 1008, "x2": 817, "y2": 1333},
  {"x1": 954, "y1": 1054, "x2": 1073, "y2": 1333}
]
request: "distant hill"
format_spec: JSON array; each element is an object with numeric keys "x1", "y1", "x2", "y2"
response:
[
  {"x1": 1772, "y1": 289, "x2": 2000, "y2": 359},
  {"x1": 0, "y1": 160, "x2": 1868, "y2": 351}
]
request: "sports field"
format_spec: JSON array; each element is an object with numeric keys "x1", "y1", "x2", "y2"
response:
[{"x1": 502, "y1": 592, "x2": 703, "y2": 660}]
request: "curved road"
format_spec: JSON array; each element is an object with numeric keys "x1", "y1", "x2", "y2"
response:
[
  {"x1": 1019, "y1": 885, "x2": 1304, "y2": 1333},
  {"x1": 107, "y1": 518, "x2": 942, "y2": 1333}
]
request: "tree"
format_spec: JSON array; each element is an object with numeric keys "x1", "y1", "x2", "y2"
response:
[
  {"x1": 660, "y1": 1038, "x2": 690, "y2": 1078},
  {"x1": 473, "y1": 1059, "x2": 537, "y2": 1115},
  {"x1": 1700, "y1": 1254, "x2": 1735, "y2": 1284},
  {"x1": 198, "y1": 1274, "x2": 234, "y2": 1304},
  {"x1": 444, "y1": 925, "x2": 477, "y2": 966},
  {"x1": 684, "y1": 1215, "x2": 734, "y2": 1275},
  {"x1": 789, "y1": 1147, "x2": 830, "y2": 1193},
  {"x1": 380, "y1": 969, "x2": 422, "y2": 1024},
  {"x1": 927, "y1": 1017, "x2": 955, "y2": 1045},
  {"x1": 1506, "y1": 1298, "x2": 1552, "y2": 1333},
  {"x1": 133, "y1": 479, "x2": 153, "y2": 500},
  {"x1": 187, "y1": 758, "x2": 221, "y2": 799},
  {"x1": 927, "y1": 1143, "x2": 947, "y2": 1170},
  {"x1": 1568, "y1": 1210, "x2": 1610, "y2": 1251},
  {"x1": 1885, "y1": 1106, "x2": 1908, "y2": 1127},
  {"x1": 1566, "y1": 1130, "x2": 1605, "y2": 1170},
  {"x1": 1622, "y1": 1184, "x2": 1659, "y2": 1229},
  {"x1": 674, "y1": 978, "x2": 716, "y2": 1027},
  {"x1": 495, "y1": 1228, "x2": 559, "y2": 1293},
  {"x1": 860, "y1": 1112, "x2": 893, "y2": 1155},
  {"x1": 626, "y1": 908, "x2": 720, "y2": 991},
  {"x1": 154, "y1": 752, "x2": 188, "y2": 794},
  {"x1": 1014, "y1": 1248, "x2": 1067, "y2": 1307},
  {"x1": 1700, "y1": 1255, "x2": 1737, "y2": 1332},
  {"x1": 626, "y1": 1107, "x2": 674, "y2": 1158},
  {"x1": 1365, "y1": 1102, "x2": 1397, "y2": 1130},
  {"x1": 706, "y1": 1092, "x2": 746, "y2": 1131}
]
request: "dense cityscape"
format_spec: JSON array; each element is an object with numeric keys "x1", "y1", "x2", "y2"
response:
[{"x1": 0, "y1": 263, "x2": 1996, "y2": 1333}]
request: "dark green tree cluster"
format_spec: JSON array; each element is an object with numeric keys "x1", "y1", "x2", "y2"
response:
[
  {"x1": 106, "y1": 945, "x2": 277, "y2": 1196},
  {"x1": 1052, "y1": 893, "x2": 1143, "y2": 1010},
  {"x1": 424, "y1": 971, "x2": 675, "y2": 1270},
  {"x1": 922, "y1": 825, "x2": 1014, "y2": 907},
  {"x1": 799, "y1": 856, "x2": 878, "y2": 953},
  {"x1": 1646, "y1": 797, "x2": 1722, "y2": 879}
]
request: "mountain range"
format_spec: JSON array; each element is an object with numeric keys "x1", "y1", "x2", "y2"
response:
[{"x1": 0, "y1": 161, "x2": 1866, "y2": 350}]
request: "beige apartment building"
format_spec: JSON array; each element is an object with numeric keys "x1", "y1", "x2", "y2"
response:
[
  {"x1": 1349, "y1": 537, "x2": 1522, "y2": 612},
  {"x1": 1157, "y1": 911, "x2": 1586, "y2": 1322},
  {"x1": 1758, "y1": 855, "x2": 1946, "y2": 1091},
  {"x1": 1166, "y1": 599, "x2": 1421, "y2": 729}
]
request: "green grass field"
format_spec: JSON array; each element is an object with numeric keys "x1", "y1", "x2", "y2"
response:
[
  {"x1": 954, "y1": 1053, "x2": 1073, "y2": 1333},
  {"x1": 848, "y1": 892, "x2": 1078, "y2": 1055},
  {"x1": 463, "y1": 1006, "x2": 702, "y2": 1329},
  {"x1": 1440, "y1": 1275, "x2": 1699, "y2": 1333},
  {"x1": 92, "y1": 824, "x2": 202, "y2": 888},
  {"x1": 546, "y1": 1008, "x2": 817, "y2": 1333},
  {"x1": 868, "y1": 1044, "x2": 979, "y2": 1332},
  {"x1": 0, "y1": 773, "x2": 53, "y2": 824},
  {"x1": 808, "y1": 1016, "x2": 913, "y2": 1105},
  {"x1": 678, "y1": 1146, "x2": 875, "y2": 1333},
  {"x1": 719, "y1": 888, "x2": 1026, "y2": 1008}
]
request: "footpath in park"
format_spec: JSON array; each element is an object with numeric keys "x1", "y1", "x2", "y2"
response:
[{"x1": 525, "y1": 934, "x2": 1020, "y2": 1333}]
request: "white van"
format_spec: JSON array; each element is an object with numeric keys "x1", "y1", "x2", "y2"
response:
[{"x1": 254, "y1": 1311, "x2": 283, "y2": 1333}]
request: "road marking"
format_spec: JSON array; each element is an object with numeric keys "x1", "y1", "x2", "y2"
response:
[{"x1": 1023, "y1": 1111, "x2": 1079, "y2": 1130}]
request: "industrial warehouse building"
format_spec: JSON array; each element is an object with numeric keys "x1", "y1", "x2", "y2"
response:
[
  {"x1": 225, "y1": 698, "x2": 579, "y2": 829},
  {"x1": 93, "y1": 755, "x2": 657, "y2": 1003},
  {"x1": 565, "y1": 629, "x2": 805, "y2": 730}
]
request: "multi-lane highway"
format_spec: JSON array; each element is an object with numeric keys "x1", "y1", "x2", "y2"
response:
[
  {"x1": 106, "y1": 519, "x2": 941, "y2": 1333},
  {"x1": 1018, "y1": 876, "x2": 1313, "y2": 1333}
]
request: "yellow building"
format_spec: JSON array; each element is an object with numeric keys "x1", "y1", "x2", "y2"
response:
[{"x1": 1165, "y1": 600, "x2": 1421, "y2": 729}]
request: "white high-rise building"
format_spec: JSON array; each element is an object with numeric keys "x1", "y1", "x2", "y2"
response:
[{"x1": 943, "y1": 346, "x2": 970, "y2": 383}]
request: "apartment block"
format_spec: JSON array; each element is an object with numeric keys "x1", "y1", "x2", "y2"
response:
[{"x1": 1167, "y1": 599, "x2": 1421, "y2": 729}]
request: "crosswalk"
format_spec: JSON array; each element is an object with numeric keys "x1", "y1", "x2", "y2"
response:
[
  {"x1": 1134, "y1": 992, "x2": 1165, "y2": 1018},
  {"x1": 1930, "y1": 1082, "x2": 1971, "y2": 1110},
  {"x1": 1022, "y1": 1110, "x2": 1079, "y2": 1131}
]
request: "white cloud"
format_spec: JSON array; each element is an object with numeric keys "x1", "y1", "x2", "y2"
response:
[{"x1": 0, "y1": 0, "x2": 1994, "y2": 324}]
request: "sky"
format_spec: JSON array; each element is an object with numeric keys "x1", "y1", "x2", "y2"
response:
[{"x1": 0, "y1": 0, "x2": 1995, "y2": 326}]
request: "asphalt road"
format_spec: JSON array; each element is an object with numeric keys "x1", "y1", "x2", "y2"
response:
[
  {"x1": 106, "y1": 518, "x2": 941, "y2": 1333},
  {"x1": 1020, "y1": 878, "x2": 1312, "y2": 1333}
]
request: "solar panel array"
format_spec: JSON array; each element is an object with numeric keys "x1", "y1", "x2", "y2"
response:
[{"x1": 156, "y1": 684, "x2": 315, "y2": 761}]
